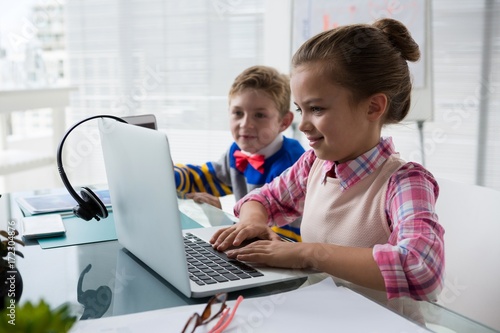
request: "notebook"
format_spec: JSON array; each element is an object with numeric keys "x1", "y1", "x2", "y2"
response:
[{"x1": 98, "y1": 119, "x2": 309, "y2": 298}]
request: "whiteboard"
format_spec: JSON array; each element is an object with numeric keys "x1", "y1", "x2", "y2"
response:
[{"x1": 291, "y1": 0, "x2": 433, "y2": 122}]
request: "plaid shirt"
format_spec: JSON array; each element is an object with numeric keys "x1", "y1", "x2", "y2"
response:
[{"x1": 234, "y1": 137, "x2": 445, "y2": 301}]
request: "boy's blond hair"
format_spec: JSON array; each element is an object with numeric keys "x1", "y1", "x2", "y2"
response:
[{"x1": 228, "y1": 65, "x2": 291, "y2": 118}]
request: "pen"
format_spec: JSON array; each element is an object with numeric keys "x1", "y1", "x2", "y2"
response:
[
  {"x1": 60, "y1": 211, "x2": 76, "y2": 218},
  {"x1": 279, "y1": 234, "x2": 296, "y2": 243}
]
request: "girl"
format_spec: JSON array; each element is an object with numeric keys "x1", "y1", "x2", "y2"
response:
[{"x1": 210, "y1": 18, "x2": 445, "y2": 302}]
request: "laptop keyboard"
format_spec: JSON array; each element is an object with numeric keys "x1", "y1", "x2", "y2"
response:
[{"x1": 184, "y1": 233, "x2": 264, "y2": 286}]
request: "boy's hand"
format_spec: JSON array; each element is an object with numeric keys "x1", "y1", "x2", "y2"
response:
[
  {"x1": 185, "y1": 192, "x2": 222, "y2": 209},
  {"x1": 210, "y1": 222, "x2": 281, "y2": 251}
]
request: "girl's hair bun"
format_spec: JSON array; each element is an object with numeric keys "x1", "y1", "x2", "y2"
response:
[{"x1": 373, "y1": 18, "x2": 420, "y2": 62}]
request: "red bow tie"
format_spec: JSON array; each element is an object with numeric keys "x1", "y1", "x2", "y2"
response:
[{"x1": 234, "y1": 150, "x2": 265, "y2": 174}]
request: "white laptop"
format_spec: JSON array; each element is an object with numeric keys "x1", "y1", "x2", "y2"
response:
[{"x1": 98, "y1": 119, "x2": 309, "y2": 298}]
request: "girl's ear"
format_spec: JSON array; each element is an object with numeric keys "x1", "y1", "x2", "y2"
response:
[
  {"x1": 279, "y1": 111, "x2": 294, "y2": 132},
  {"x1": 367, "y1": 94, "x2": 388, "y2": 122}
]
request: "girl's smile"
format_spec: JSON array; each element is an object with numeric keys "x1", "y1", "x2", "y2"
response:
[{"x1": 291, "y1": 64, "x2": 383, "y2": 163}]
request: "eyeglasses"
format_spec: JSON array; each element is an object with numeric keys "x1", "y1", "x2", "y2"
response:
[{"x1": 182, "y1": 293, "x2": 244, "y2": 333}]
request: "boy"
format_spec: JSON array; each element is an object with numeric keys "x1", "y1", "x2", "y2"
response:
[{"x1": 175, "y1": 65, "x2": 305, "y2": 241}]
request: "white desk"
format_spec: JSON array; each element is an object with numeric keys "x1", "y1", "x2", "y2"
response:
[{"x1": 3, "y1": 186, "x2": 499, "y2": 333}]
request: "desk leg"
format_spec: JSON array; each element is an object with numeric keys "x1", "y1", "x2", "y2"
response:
[
  {"x1": 0, "y1": 114, "x2": 8, "y2": 190},
  {"x1": 0, "y1": 113, "x2": 7, "y2": 150},
  {"x1": 52, "y1": 107, "x2": 66, "y2": 153}
]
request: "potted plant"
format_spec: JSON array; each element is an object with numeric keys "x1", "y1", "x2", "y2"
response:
[
  {"x1": 0, "y1": 300, "x2": 77, "y2": 332},
  {"x1": 0, "y1": 228, "x2": 25, "y2": 310}
]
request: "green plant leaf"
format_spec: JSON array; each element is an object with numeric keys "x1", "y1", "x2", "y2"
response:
[
  {"x1": 1, "y1": 229, "x2": 25, "y2": 267},
  {"x1": 0, "y1": 299, "x2": 77, "y2": 333}
]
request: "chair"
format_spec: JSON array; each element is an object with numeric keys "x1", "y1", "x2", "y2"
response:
[{"x1": 432, "y1": 178, "x2": 500, "y2": 331}]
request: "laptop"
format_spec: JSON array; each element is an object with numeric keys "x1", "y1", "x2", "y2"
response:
[{"x1": 98, "y1": 119, "x2": 309, "y2": 298}]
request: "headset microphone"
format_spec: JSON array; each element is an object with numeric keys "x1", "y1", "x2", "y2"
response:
[{"x1": 57, "y1": 115, "x2": 128, "y2": 221}]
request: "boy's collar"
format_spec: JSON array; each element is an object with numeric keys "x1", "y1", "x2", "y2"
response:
[{"x1": 240, "y1": 134, "x2": 284, "y2": 158}]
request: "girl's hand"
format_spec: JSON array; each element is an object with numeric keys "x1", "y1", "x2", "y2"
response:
[
  {"x1": 225, "y1": 240, "x2": 308, "y2": 269},
  {"x1": 210, "y1": 222, "x2": 281, "y2": 251}
]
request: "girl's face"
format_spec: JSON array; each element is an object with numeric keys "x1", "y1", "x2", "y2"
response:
[{"x1": 291, "y1": 64, "x2": 381, "y2": 163}]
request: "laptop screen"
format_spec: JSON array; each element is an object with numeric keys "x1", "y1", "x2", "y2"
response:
[{"x1": 121, "y1": 114, "x2": 157, "y2": 130}]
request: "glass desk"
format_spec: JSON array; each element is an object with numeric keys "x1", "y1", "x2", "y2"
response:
[{"x1": 0, "y1": 190, "x2": 498, "y2": 333}]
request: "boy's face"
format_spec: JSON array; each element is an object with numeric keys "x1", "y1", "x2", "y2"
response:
[{"x1": 229, "y1": 89, "x2": 288, "y2": 154}]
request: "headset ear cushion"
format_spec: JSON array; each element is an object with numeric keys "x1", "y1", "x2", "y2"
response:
[
  {"x1": 79, "y1": 187, "x2": 109, "y2": 220},
  {"x1": 73, "y1": 204, "x2": 94, "y2": 221}
]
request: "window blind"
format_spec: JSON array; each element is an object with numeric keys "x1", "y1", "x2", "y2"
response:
[{"x1": 65, "y1": 0, "x2": 265, "y2": 185}]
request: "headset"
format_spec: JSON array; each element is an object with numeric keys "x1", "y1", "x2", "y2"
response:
[{"x1": 57, "y1": 115, "x2": 128, "y2": 221}]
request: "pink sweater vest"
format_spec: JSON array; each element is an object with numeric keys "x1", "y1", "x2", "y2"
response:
[{"x1": 301, "y1": 154, "x2": 406, "y2": 247}]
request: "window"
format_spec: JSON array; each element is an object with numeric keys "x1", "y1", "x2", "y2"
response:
[
  {"x1": 1, "y1": 0, "x2": 499, "y2": 191},
  {"x1": 383, "y1": 0, "x2": 500, "y2": 190}
]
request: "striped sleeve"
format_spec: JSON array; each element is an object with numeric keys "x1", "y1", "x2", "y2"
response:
[
  {"x1": 174, "y1": 162, "x2": 233, "y2": 198},
  {"x1": 373, "y1": 162, "x2": 445, "y2": 301}
]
